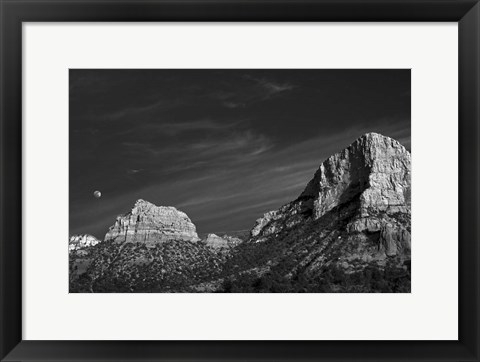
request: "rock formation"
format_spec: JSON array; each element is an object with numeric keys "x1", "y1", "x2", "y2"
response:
[
  {"x1": 69, "y1": 234, "x2": 101, "y2": 252},
  {"x1": 302, "y1": 132, "x2": 410, "y2": 217},
  {"x1": 250, "y1": 132, "x2": 411, "y2": 257},
  {"x1": 104, "y1": 199, "x2": 200, "y2": 244},
  {"x1": 203, "y1": 233, "x2": 243, "y2": 249}
]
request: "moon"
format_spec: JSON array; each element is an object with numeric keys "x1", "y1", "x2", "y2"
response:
[{"x1": 93, "y1": 190, "x2": 102, "y2": 199}]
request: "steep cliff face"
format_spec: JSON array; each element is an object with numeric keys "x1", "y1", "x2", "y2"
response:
[
  {"x1": 250, "y1": 133, "x2": 411, "y2": 258},
  {"x1": 69, "y1": 234, "x2": 101, "y2": 252},
  {"x1": 302, "y1": 132, "x2": 410, "y2": 218},
  {"x1": 104, "y1": 199, "x2": 200, "y2": 244}
]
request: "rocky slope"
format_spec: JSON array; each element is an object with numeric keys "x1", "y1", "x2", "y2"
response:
[
  {"x1": 69, "y1": 239, "x2": 227, "y2": 292},
  {"x1": 104, "y1": 199, "x2": 200, "y2": 244},
  {"x1": 70, "y1": 133, "x2": 411, "y2": 293}
]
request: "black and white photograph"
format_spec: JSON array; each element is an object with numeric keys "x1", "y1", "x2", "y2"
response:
[{"x1": 69, "y1": 69, "x2": 411, "y2": 293}]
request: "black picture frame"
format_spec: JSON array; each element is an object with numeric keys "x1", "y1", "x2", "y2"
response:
[{"x1": 1, "y1": 1, "x2": 479, "y2": 361}]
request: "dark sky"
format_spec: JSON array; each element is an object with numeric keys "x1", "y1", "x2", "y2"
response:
[{"x1": 70, "y1": 69, "x2": 410, "y2": 239}]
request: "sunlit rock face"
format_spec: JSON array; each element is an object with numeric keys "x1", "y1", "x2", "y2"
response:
[
  {"x1": 250, "y1": 133, "x2": 411, "y2": 257},
  {"x1": 203, "y1": 233, "x2": 243, "y2": 249},
  {"x1": 204, "y1": 234, "x2": 228, "y2": 248},
  {"x1": 69, "y1": 234, "x2": 101, "y2": 252},
  {"x1": 104, "y1": 199, "x2": 200, "y2": 244},
  {"x1": 302, "y1": 132, "x2": 411, "y2": 218}
]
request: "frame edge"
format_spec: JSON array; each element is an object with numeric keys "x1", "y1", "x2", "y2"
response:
[
  {"x1": 1, "y1": 0, "x2": 479, "y2": 361},
  {"x1": 459, "y1": 2, "x2": 480, "y2": 359},
  {"x1": 0, "y1": 0, "x2": 23, "y2": 361}
]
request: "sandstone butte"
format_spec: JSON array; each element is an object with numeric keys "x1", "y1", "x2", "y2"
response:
[{"x1": 103, "y1": 199, "x2": 200, "y2": 244}]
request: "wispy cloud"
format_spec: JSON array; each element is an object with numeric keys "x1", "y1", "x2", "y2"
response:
[
  {"x1": 109, "y1": 118, "x2": 241, "y2": 141},
  {"x1": 202, "y1": 75, "x2": 296, "y2": 109},
  {"x1": 121, "y1": 128, "x2": 272, "y2": 167},
  {"x1": 121, "y1": 142, "x2": 162, "y2": 157},
  {"x1": 246, "y1": 75, "x2": 295, "y2": 94},
  {"x1": 244, "y1": 75, "x2": 296, "y2": 98},
  {"x1": 103, "y1": 99, "x2": 180, "y2": 121},
  {"x1": 157, "y1": 119, "x2": 239, "y2": 136},
  {"x1": 76, "y1": 98, "x2": 183, "y2": 123},
  {"x1": 191, "y1": 130, "x2": 267, "y2": 151}
]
